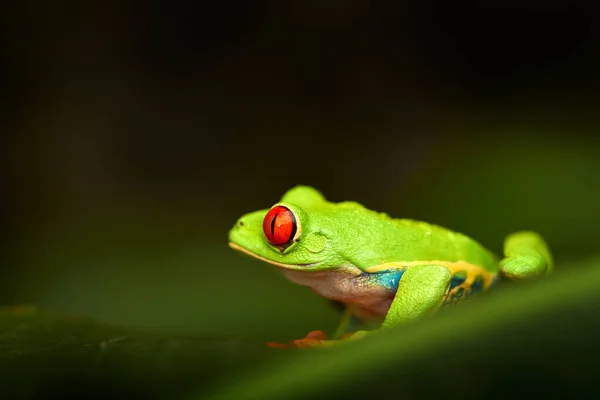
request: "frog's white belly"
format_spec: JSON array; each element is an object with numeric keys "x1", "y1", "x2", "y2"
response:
[{"x1": 278, "y1": 268, "x2": 395, "y2": 320}]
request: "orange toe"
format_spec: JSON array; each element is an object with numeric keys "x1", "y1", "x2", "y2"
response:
[
  {"x1": 303, "y1": 330, "x2": 328, "y2": 340},
  {"x1": 266, "y1": 330, "x2": 329, "y2": 349}
]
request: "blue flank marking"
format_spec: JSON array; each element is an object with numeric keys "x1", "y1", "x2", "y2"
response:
[
  {"x1": 371, "y1": 269, "x2": 406, "y2": 290},
  {"x1": 449, "y1": 274, "x2": 467, "y2": 290}
]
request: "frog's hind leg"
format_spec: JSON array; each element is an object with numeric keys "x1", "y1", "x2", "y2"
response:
[{"x1": 499, "y1": 231, "x2": 553, "y2": 280}]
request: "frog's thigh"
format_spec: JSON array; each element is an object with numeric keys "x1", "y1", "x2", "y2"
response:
[
  {"x1": 499, "y1": 231, "x2": 553, "y2": 279},
  {"x1": 381, "y1": 265, "x2": 452, "y2": 329}
]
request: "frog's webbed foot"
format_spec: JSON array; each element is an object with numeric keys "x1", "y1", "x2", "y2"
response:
[{"x1": 266, "y1": 330, "x2": 367, "y2": 349}]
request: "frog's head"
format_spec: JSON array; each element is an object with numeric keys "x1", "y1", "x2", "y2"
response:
[{"x1": 228, "y1": 185, "x2": 384, "y2": 272}]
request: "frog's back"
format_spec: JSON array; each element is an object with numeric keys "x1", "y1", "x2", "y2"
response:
[
  {"x1": 395, "y1": 218, "x2": 499, "y2": 271},
  {"x1": 319, "y1": 200, "x2": 499, "y2": 273}
]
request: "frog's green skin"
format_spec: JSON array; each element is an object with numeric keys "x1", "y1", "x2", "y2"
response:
[{"x1": 228, "y1": 186, "x2": 553, "y2": 344}]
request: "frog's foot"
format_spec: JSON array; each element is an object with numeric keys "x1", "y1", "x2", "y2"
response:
[
  {"x1": 266, "y1": 330, "x2": 329, "y2": 349},
  {"x1": 500, "y1": 231, "x2": 553, "y2": 279},
  {"x1": 266, "y1": 330, "x2": 367, "y2": 349}
]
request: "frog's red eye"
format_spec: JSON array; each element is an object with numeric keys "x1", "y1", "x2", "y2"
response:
[{"x1": 263, "y1": 206, "x2": 298, "y2": 246}]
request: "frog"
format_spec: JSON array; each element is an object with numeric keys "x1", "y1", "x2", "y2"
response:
[{"x1": 228, "y1": 185, "x2": 553, "y2": 348}]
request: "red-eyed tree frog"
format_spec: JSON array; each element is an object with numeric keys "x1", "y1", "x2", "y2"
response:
[{"x1": 228, "y1": 186, "x2": 553, "y2": 348}]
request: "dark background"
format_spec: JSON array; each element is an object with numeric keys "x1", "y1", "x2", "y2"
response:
[{"x1": 2, "y1": 1, "x2": 599, "y2": 341}]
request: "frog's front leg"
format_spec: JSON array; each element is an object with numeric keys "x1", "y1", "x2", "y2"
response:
[
  {"x1": 499, "y1": 231, "x2": 553, "y2": 279},
  {"x1": 267, "y1": 265, "x2": 452, "y2": 349}
]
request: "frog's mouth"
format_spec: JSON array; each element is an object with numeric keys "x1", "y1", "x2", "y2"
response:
[{"x1": 228, "y1": 242, "x2": 320, "y2": 269}]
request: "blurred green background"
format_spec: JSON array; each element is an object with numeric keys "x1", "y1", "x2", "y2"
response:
[{"x1": 2, "y1": 0, "x2": 600, "y2": 369}]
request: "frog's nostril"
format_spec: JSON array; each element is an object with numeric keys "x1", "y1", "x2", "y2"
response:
[{"x1": 238, "y1": 220, "x2": 244, "y2": 227}]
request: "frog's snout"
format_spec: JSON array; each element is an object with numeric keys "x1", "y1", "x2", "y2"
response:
[
  {"x1": 229, "y1": 209, "x2": 269, "y2": 245},
  {"x1": 229, "y1": 216, "x2": 251, "y2": 244},
  {"x1": 230, "y1": 216, "x2": 246, "y2": 232},
  {"x1": 229, "y1": 218, "x2": 243, "y2": 237}
]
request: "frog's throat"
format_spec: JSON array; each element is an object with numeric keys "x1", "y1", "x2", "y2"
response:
[{"x1": 228, "y1": 242, "x2": 320, "y2": 269}]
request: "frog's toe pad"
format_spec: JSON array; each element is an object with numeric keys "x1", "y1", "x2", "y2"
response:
[{"x1": 500, "y1": 256, "x2": 547, "y2": 279}]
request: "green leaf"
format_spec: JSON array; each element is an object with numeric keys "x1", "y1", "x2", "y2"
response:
[{"x1": 4, "y1": 258, "x2": 600, "y2": 399}]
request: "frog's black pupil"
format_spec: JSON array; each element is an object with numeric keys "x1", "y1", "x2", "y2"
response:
[{"x1": 270, "y1": 213, "x2": 277, "y2": 237}]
